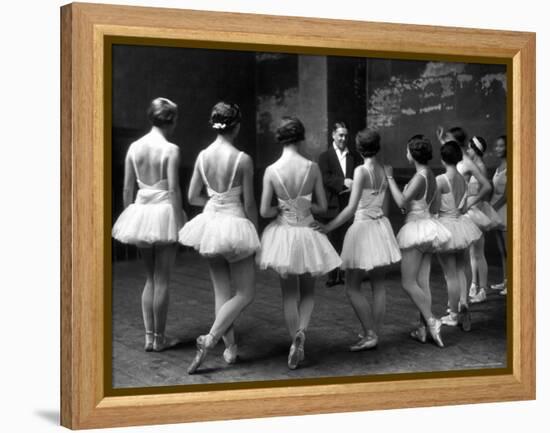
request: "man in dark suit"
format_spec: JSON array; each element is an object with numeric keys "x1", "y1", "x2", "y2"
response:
[{"x1": 318, "y1": 122, "x2": 363, "y2": 286}]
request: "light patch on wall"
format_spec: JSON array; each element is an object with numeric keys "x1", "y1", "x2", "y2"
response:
[
  {"x1": 480, "y1": 73, "x2": 507, "y2": 94},
  {"x1": 422, "y1": 62, "x2": 466, "y2": 78},
  {"x1": 255, "y1": 53, "x2": 288, "y2": 62},
  {"x1": 419, "y1": 104, "x2": 442, "y2": 114},
  {"x1": 457, "y1": 73, "x2": 474, "y2": 87},
  {"x1": 402, "y1": 107, "x2": 416, "y2": 116},
  {"x1": 256, "y1": 88, "x2": 299, "y2": 134}
]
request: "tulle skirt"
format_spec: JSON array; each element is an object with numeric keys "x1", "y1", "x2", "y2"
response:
[
  {"x1": 179, "y1": 212, "x2": 260, "y2": 263},
  {"x1": 466, "y1": 202, "x2": 502, "y2": 231},
  {"x1": 112, "y1": 203, "x2": 183, "y2": 247},
  {"x1": 257, "y1": 219, "x2": 342, "y2": 277},
  {"x1": 437, "y1": 215, "x2": 483, "y2": 252},
  {"x1": 397, "y1": 216, "x2": 452, "y2": 252},
  {"x1": 341, "y1": 217, "x2": 401, "y2": 271},
  {"x1": 496, "y1": 203, "x2": 507, "y2": 230}
]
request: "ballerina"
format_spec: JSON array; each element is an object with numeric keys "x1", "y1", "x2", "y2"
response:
[
  {"x1": 436, "y1": 126, "x2": 492, "y2": 303},
  {"x1": 112, "y1": 97, "x2": 186, "y2": 352},
  {"x1": 319, "y1": 129, "x2": 401, "y2": 350},
  {"x1": 490, "y1": 135, "x2": 508, "y2": 295},
  {"x1": 435, "y1": 141, "x2": 483, "y2": 331},
  {"x1": 464, "y1": 136, "x2": 502, "y2": 301},
  {"x1": 257, "y1": 117, "x2": 341, "y2": 369},
  {"x1": 385, "y1": 134, "x2": 451, "y2": 347},
  {"x1": 179, "y1": 102, "x2": 260, "y2": 373}
]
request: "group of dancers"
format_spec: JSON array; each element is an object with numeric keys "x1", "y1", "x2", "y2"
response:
[{"x1": 112, "y1": 97, "x2": 508, "y2": 374}]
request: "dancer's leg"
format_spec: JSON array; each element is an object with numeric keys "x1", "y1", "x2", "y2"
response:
[
  {"x1": 152, "y1": 244, "x2": 177, "y2": 336},
  {"x1": 297, "y1": 274, "x2": 316, "y2": 332},
  {"x1": 345, "y1": 269, "x2": 373, "y2": 335},
  {"x1": 207, "y1": 256, "x2": 235, "y2": 348},
  {"x1": 370, "y1": 268, "x2": 387, "y2": 334},
  {"x1": 280, "y1": 275, "x2": 300, "y2": 338},
  {"x1": 139, "y1": 247, "x2": 155, "y2": 348},
  {"x1": 438, "y1": 253, "x2": 460, "y2": 314},
  {"x1": 207, "y1": 255, "x2": 255, "y2": 342},
  {"x1": 401, "y1": 249, "x2": 433, "y2": 321}
]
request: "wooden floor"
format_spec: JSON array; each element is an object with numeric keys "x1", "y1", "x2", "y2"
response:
[{"x1": 112, "y1": 250, "x2": 507, "y2": 389}]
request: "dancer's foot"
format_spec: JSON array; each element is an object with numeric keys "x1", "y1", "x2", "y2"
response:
[
  {"x1": 152, "y1": 333, "x2": 179, "y2": 352},
  {"x1": 288, "y1": 330, "x2": 305, "y2": 370},
  {"x1": 440, "y1": 312, "x2": 458, "y2": 327},
  {"x1": 499, "y1": 287, "x2": 507, "y2": 295},
  {"x1": 410, "y1": 325, "x2": 427, "y2": 344},
  {"x1": 470, "y1": 287, "x2": 487, "y2": 304},
  {"x1": 144, "y1": 331, "x2": 154, "y2": 352},
  {"x1": 223, "y1": 344, "x2": 238, "y2": 364},
  {"x1": 187, "y1": 334, "x2": 215, "y2": 374},
  {"x1": 350, "y1": 330, "x2": 378, "y2": 351},
  {"x1": 468, "y1": 283, "x2": 479, "y2": 299},
  {"x1": 491, "y1": 280, "x2": 507, "y2": 291},
  {"x1": 427, "y1": 317, "x2": 444, "y2": 348}
]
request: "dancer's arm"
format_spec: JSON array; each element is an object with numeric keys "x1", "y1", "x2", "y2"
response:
[
  {"x1": 241, "y1": 154, "x2": 259, "y2": 229},
  {"x1": 166, "y1": 146, "x2": 186, "y2": 228},
  {"x1": 122, "y1": 150, "x2": 136, "y2": 209},
  {"x1": 384, "y1": 165, "x2": 423, "y2": 209},
  {"x1": 187, "y1": 158, "x2": 208, "y2": 207},
  {"x1": 465, "y1": 160, "x2": 492, "y2": 209},
  {"x1": 322, "y1": 166, "x2": 365, "y2": 233},
  {"x1": 259, "y1": 167, "x2": 279, "y2": 219},
  {"x1": 311, "y1": 163, "x2": 328, "y2": 215}
]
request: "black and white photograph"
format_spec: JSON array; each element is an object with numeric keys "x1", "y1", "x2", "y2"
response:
[{"x1": 110, "y1": 43, "x2": 508, "y2": 389}]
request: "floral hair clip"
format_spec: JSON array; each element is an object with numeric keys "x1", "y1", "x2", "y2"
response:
[{"x1": 212, "y1": 123, "x2": 227, "y2": 130}]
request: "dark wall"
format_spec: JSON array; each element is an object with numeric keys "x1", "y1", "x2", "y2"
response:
[
  {"x1": 366, "y1": 59, "x2": 507, "y2": 169},
  {"x1": 112, "y1": 44, "x2": 257, "y2": 169},
  {"x1": 327, "y1": 56, "x2": 367, "y2": 147}
]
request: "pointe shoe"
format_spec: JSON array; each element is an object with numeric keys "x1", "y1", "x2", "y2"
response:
[
  {"x1": 491, "y1": 280, "x2": 507, "y2": 291},
  {"x1": 410, "y1": 325, "x2": 427, "y2": 344},
  {"x1": 458, "y1": 303, "x2": 472, "y2": 332},
  {"x1": 470, "y1": 287, "x2": 487, "y2": 304},
  {"x1": 468, "y1": 283, "x2": 479, "y2": 299},
  {"x1": 223, "y1": 344, "x2": 238, "y2": 364},
  {"x1": 499, "y1": 287, "x2": 507, "y2": 295},
  {"x1": 350, "y1": 330, "x2": 378, "y2": 351},
  {"x1": 152, "y1": 333, "x2": 179, "y2": 352},
  {"x1": 187, "y1": 334, "x2": 214, "y2": 374},
  {"x1": 427, "y1": 317, "x2": 444, "y2": 348},
  {"x1": 144, "y1": 331, "x2": 154, "y2": 352},
  {"x1": 288, "y1": 330, "x2": 305, "y2": 370},
  {"x1": 440, "y1": 312, "x2": 458, "y2": 327}
]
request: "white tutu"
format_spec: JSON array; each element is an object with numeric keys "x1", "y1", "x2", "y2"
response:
[
  {"x1": 496, "y1": 204, "x2": 507, "y2": 230},
  {"x1": 397, "y1": 217, "x2": 452, "y2": 252},
  {"x1": 437, "y1": 216, "x2": 482, "y2": 252},
  {"x1": 466, "y1": 203, "x2": 499, "y2": 231},
  {"x1": 179, "y1": 212, "x2": 260, "y2": 263},
  {"x1": 341, "y1": 217, "x2": 401, "y2": 271},
  {"x1": 257, "y1": 219, "x2": 342, "y2": 277},
  {"x1": 112, "y1": 188, "x2": 184, "y2": 247}
]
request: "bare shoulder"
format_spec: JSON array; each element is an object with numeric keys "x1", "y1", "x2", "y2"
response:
[
  {"x1": 239, "y1": 152, "x2": 254, "y2": 171},
  {"x1": 166, "y1": 141, "x2": 180, "y2": 153}
]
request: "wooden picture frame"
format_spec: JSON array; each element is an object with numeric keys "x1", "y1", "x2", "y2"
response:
[{"x1": 61, "y1": 2, "x2": 536, "y2": 429}]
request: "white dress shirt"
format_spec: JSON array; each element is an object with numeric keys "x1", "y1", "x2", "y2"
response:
[{"x1": 332, "y1": 142, "x2": 349, "y2": 177}]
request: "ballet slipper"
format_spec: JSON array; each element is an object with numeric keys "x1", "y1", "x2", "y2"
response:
[
  {"x1": 223, "y1": 344, "x2": 238, "y2": 364},
  {"x1": 152, "y1": 333, "x2": 179, "y2": 352},
  {"x1": 427, "y1": 317, "x2": 444, "y2": 348},
  {"x1": 144, "y1": 331, "x2": 154, "y2": 352},
  {"x1": 187, "y1": 334, "x2": 215, "y2": 374},
  {"x1": 288, "y1": 330, "x2": 305, "y2": 370},
  {"x1": 410, "y1": 325, "x2": 427, "y2": 344}
]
